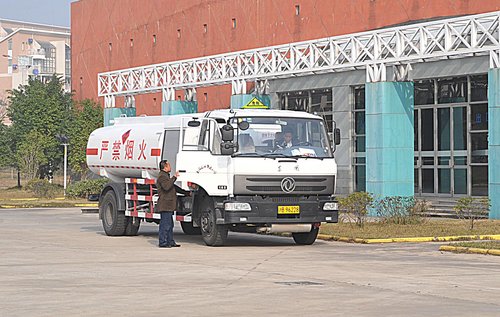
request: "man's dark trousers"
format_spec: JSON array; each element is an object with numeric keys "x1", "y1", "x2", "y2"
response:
[{"x1": 159, "y1": 211, "x2": 174, "y2": 247}]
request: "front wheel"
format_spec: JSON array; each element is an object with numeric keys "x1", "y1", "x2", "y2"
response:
[
  {"x1": 292, "y1": 227, "x2": 319, "y2": 245},
  {"x1": 100, "y1": 190, "x2": 127, "y2": 236},
  {"x1": 200, "y1": 196, "x2": 228, "y2": 246}
]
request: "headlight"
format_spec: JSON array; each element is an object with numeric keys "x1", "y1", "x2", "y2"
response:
[
  {"x1": 323, "y1": 202, "x2": 338, "y2": 211},
  {"x1": 224, "y1": 202, "x2": 252, "y2": 211}
]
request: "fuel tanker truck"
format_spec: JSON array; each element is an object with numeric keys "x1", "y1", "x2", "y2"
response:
[{"x1": 86, "y1": 109, "x2": 340, "y2": 246}]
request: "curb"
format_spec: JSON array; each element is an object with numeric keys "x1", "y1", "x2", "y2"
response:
[
  {"x1": 439, "y1": 245, "x2": 500, "y2": 256},
  {"x1": 0, "y1": 203, "x2": 98, "y2": 209},
  {"x1": 317, "y1": 234, "x2": 500, "y2": 244}
]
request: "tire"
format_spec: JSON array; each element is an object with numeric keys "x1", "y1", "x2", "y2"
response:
[
  {"x1": 200, "y1": 196, "x2": 228, "y2": 246},
  {"x1": 100, "y1": 190, "x2": 127, "y2": 236},
  {"x1": 181, "y1": 221, "x2": 201, "y2": 235},
  {"x1": 124, "y1": 217, "x2": 141, "y2": 236},
  {"x1": 292, "y1": 227, "x2": 319, "y2": 245}
]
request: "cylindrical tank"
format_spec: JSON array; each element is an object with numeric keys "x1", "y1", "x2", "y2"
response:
[{"x1": 86, "y1": 118, "x2": 165, "y2": 181}]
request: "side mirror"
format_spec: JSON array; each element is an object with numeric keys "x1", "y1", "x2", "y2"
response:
[
  {"x1": 220, "y1": 141, "x2": 235, "y2": 155},
  {"x1": 334, "y1": 128, "x2": 341, "y2": 145},
  {"x1": 221, "y1": 124, "x2": 234, "y2": 142},
  {"x1": 238, "y1": 121, "x2": 250, "y2": 131},
  {"x1": 188, "y1": 120, "x2": 201, "y2": 127}
]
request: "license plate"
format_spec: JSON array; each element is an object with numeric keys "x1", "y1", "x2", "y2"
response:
[{"x1": 278, "y1": 205, "x2": 300, "y2": 214}]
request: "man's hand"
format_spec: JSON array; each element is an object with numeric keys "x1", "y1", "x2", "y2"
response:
[{"x1": 174, "y1": 171, "x2": 180, "y2": 178}]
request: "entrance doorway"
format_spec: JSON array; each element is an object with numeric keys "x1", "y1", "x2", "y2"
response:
[{"x1": 414, "y1": 106, "x2": 468, "y2": 196}]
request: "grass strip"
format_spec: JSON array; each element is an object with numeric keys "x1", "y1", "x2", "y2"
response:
[{"x1": 320, "y1": 220, "x2": 500, "y2": 239}]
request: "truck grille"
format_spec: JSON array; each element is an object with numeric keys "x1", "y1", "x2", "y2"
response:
[{"x1": 234, "y1": 175, "x2": 335, "y2": 195}]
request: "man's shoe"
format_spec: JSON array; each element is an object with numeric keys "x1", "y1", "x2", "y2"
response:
[
  {"x1": 170, "y1": 243, "x2": 181, "y2": 247},
  {"x1": 159, "y1": 244, "x2": 171, "y2": 248}
]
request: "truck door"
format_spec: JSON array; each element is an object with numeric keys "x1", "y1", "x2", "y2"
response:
[{"x1": 162, "y1": 129, "x2": 180, "y2": 171}]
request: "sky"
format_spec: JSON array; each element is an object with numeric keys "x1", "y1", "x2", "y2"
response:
[{"x1": 0, "y1": 0, "x2": 74, "y2": 27}]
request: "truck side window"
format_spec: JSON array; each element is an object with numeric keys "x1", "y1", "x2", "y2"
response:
[
  {"x1": 162, "y1": 130, "x2": 180, "y2": 171},
  {"x1": 183, "y1": 119, "x2": 210, "y2": 151},
  {"x1": 211, "y1": 120, "x2": 222, "y2": 155}
]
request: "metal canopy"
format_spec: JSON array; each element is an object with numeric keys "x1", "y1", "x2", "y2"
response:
[{"x1": 98, "y1": 11, "x2": 500, "y2": 102}]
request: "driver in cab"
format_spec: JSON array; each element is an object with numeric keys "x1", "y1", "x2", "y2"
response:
[{"x1": 279, "y1": 130, "x2": 298, "y2": 149}]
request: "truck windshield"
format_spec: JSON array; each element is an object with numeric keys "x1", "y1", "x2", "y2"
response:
[{"x1": 232, "y1": 117, "x2": 333, "y2": 158}]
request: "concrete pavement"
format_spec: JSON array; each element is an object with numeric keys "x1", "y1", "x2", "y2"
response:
[{"x1": 0, "y1": 208, "x2": 499, "y2": 316}]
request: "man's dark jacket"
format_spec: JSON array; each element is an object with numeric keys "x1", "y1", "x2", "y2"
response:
[
  {"x1": 156, "y1": 170, "x2": 190, "y2": 212},
  {"x1": 156, "y1": 170, "x2": 178, "y2": 212}
]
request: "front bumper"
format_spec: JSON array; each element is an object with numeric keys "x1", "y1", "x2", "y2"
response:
[{"x1": 221, "y1": 195, "x2": 338, "y2": 225}]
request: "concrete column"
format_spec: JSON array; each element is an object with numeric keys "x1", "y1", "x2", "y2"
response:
[
  {"x1": 230, "y1": 94, "x2": 270, "y2": 109},
  {"x1": 103, "y1": 107, "x2": 136, "y2": 126},
  {"x1": 365, "y1": 81, "x2": 414, "y2": 204},
  {"x1": 488, "y1": 68, "x2": 500, "y2": 219},
  {"x1": 161, "y1": 101, "x2": 198, "y2": 115}
]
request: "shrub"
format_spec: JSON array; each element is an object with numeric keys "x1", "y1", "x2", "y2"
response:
[
  {"x1": 25, "y1": 179, "x2": 61, "y2": 198},
  {"x1": 66, "y1": 178, "x2": 108, "y2": 199},
  {"x1": 338, "y1": 192, "x2": 374, "y2": 227},
  {"x1": 376, "y1": 196, "x2": 425, "y2": 225},
  {"x1": 454, "y1": 197, "x2": 490, "y2": 230}
]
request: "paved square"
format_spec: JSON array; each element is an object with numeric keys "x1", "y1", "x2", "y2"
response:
[{"x1": 0, "y1": 208, "x2": 499, "y2": 316}]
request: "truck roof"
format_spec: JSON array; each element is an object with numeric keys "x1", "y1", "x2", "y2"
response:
[{"x1": 113, "y1": 108, "x2": 323, "y2": 127}]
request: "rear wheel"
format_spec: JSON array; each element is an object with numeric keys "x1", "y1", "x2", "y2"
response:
[
  {"x1": 200, "y1": 196, "x2": 228, "y2": 246},
  {"x1": 181, "y1": 221, "x2": 201, "y2": 235},
  {"x1": 292, "y1": 227, "x2": 319, "y2": 245},
  {"x1": 101, "y1": 190, "x2": 127, "y2": 236},
  {"x1": 124, "y1": 217, "x2": 141, "y2": 236}
]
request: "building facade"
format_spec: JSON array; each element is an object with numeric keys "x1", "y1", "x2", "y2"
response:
[
  {"x1": 0, "y1": 19, "x2": 71, "y2": 124},
  {"x1": 71, "y1": 0, "x2": 500, "y2": 217}
]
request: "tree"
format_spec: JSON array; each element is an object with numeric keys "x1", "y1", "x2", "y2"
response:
[
  {"x1": 7, "y1": 75, "x2": 72, "y2": 180},
  {"x1": 68, "y1": 99, "x2": 103, "y2": 180},
  {"x1": 0, "y1": 124, "x2": 14, "y2": 168},
  {"x1": 0, "y1": 98, "x2": 8, "y2": 123},
  {"x1": 16, "y1": 131, "x2": 47, "y2": 180}
]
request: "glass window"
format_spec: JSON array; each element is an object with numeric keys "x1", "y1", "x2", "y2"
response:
[
  {"x1": 422, "y1": 169, "x2": 434, "y2": 193},
  {"x1": 472, "y1": 166, "x2": 488, "y2": 196},
  {"x1": 438, "y1": 168, "x2": 451, "y2": 194},
  {"x1": 231, "y1": 117, "x2": 333, "y2": 158},
  {"x1": 421, "y1": 109, "x2": 434, "y2": 151},
  {"x1": 454, "y1": 169, "x2": 467, "y2": 195},
  {"x1": 355, "y1": 112, "x2": 365, "y2": 134},
  {"x1": 471, "y1": 103, "x2": 488, "y2": 131},
  {"x1": 414, "y1": 80, "x2": 435, "y2": 105},
  {"x1": 471, "y1": 75, "x2": 487, "y2": 102},
  {"x1": 438, "y1": 108, "x2": 450, "y2": 151},
  {"x1": 471, "y1": 132, "x2": 488, "y2": 163},
  {"x1": 355, "y1": 136, "x2": 365, "y2": 152},
  {"x1": 354, "y1": 87, "x2": 365, "y2": 110},
  {"x1": 453, "y1": 107, "x2": 467, "y2": 150},
  {"x1": 414, "y1": 110, "x2": 419, "y2": 150},
  {"x1": 355, "y1": 165, "x2": 366, "y2": 192},
  {"x1": 438, "y1": 77, "x2": 467, "y2": 103}
]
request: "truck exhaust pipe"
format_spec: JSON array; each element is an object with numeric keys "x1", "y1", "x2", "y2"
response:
[{"x1": 257, "y1": 224, "x2": 312, "y2": 234}]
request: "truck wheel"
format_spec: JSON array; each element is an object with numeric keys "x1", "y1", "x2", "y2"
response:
[
  {"x1": 101, "y1": 190, "x2": 127, "y2": 236},
  {"x1": 181, "y1": 221, "x2": 201, "y2": 235},
  {"x1": 200, "y1": 197, "x2": 228, "y2": 246},
  {"x1": 124, "y1": 218, "x2": 140, "y2": 236},
  {"x1": 292, "y1": 227, "x2": 319, "y2": 245}
]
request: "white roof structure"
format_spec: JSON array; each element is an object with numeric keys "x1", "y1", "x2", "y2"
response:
[{"x1": 98, "y1": 11, "x2": 500, "y2": 107}]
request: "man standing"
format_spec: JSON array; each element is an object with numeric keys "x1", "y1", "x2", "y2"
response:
[{"x1": 157, "y1": 160, "x2": 187, "y2": 248}]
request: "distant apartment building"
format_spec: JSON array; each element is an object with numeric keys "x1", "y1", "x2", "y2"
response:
[{"x1": 0, "y1": 19, "x2": 70, "y2": 124}]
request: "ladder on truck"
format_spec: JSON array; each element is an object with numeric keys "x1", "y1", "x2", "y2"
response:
[{"x1": 124, "y1": 178, "x2": 192, "y2": 222}]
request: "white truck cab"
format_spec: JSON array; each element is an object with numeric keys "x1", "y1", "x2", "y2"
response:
[{"x1": 87, "y1": 108, "x2": 340, "y2": 246}]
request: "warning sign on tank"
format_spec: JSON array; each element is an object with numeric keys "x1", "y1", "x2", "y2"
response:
[{"x1": 242, "y1": 97, "x2": 269, "y2": 109}]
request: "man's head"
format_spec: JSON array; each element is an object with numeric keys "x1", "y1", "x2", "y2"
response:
[
  {"x1": 159, "y1": 160, "x2": 171, "y2": 172},
  {"x1": 284, "y1": 131, "x2": 293, "y2": 143}
]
